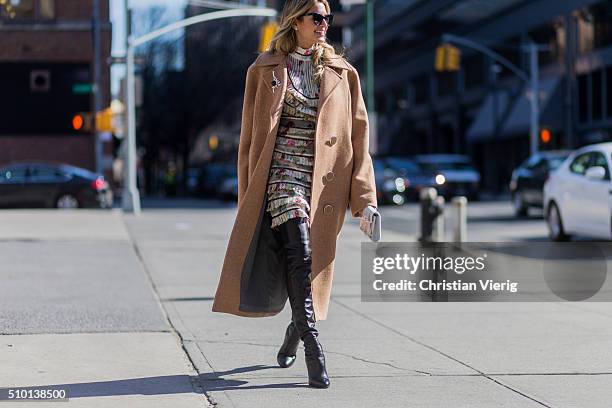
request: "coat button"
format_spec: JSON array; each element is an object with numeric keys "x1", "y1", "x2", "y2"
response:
[
  {"x1": 325, "y1": 171, "x2": 335, "y2": 182},
  {"x1": 323, "y1": 204, "x2": 334, "y2": 215},
  {"x1": 329, "y1": 136, "x2": 337, "y2": 145}
]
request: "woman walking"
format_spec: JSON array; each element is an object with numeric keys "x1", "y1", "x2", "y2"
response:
[{"x1": 212, "y1": 0, "x2": 377, "y2": 389}]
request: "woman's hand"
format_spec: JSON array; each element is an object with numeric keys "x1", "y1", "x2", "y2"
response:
[{"x1": 356, "y1": 205, "x2": 377, "y2": 218}]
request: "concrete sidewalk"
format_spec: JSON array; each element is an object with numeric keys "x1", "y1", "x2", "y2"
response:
[
  {"x1": 123, "y1": 204, "x2": 612, "y2": 408},
  {"x1": 3, "y1": 206, "x2": 612, "y2": 407},
  {"x1": 0, "y1": 209, "x2": 210, "y2": 407}
]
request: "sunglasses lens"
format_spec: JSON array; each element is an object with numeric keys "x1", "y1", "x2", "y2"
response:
[{"x1": 313, "y1": 14, "x2": 324, "y2": 25}]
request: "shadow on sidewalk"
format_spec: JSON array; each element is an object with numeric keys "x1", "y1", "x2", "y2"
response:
[
  {"x1": 199, "y1": 364, "x2": 310, "y2": 390},
  {"x1": 0, "y1": 365, "x2": 310, "y2": 400}
]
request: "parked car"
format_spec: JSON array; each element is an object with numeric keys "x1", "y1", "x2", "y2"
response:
[
  {"x1": 0, "y1": 162, "x2": 113, "y2": 209},
  {"x1": 218, "y1": 168, "x2": 238, "y2": 202},
  {"x1": 544, "y1": 142, "x2": 612, "y2": 241},
  {"x1": 383, "y1": 156, "x2": 432, "y2": 201},
  {"x1": 373, "y1": 157, "x2": 407, "y2": 205},
  {"x1": 414, "y1": 154, "x2": 481, "y2": 200},
  {"x1": 200, "y1": 161, "x2": 237, "y2": 198},
  {"x1": 510, "y1": 150, "x2": 571, "y2": 216}
]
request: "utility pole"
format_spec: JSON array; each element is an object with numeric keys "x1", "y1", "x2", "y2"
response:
[
  {"x1": 528, "y1": 42, "x2": 539, "y2": 157},
  {"x1": 93, "y1": 0, "x2": 103, "y2": 175},
  {"x1": 365, "y1": 0, "x2": 374, "y2": 111},
  {"x1": 122, "y1": 0, "x2": 141, "y2": 213},
  {"x1": 365, "y1": 0, "x2": 377, "y2": 154}
]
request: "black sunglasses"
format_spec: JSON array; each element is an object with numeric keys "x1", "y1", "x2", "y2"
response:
[{"x1": 302, "y1": 12, "x2": 333, "y2": 26}]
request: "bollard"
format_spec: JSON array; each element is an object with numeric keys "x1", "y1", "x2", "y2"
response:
[
  {"x1": 433, "y1": 195, "x2": 445, "y2": 242},
  {"x1": 419, "y1": 188, "x2": 445, "y2": 243},
  {"x1": 452, "y1": 196, "x2": 468, "y2": 242},
  {"x1": 419, "y1": 188, "x2": 448, "y2": 301}
]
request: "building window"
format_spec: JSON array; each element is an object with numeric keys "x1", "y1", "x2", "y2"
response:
[
  {"x1": 0, "y1": 0, "x2": 54, "y2": 21},
  {"x1": 39, "y1": 0, "x2": 54, "y2": 19},
  {"x1": 577, "y1": 67, "x2": 610, "y2": 124}
]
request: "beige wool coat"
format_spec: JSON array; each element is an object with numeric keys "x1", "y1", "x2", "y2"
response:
[{"x1": 211, "y1": 48, "x2": 377, "y2": 321}]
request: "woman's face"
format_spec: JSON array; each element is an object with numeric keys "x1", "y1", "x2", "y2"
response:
[{"x1": 293, "y1": 2, "x2": 330, "y2": 49}]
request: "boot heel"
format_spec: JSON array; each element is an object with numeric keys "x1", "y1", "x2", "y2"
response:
[
  {"x1": 303, "y1": 333, "x2": 330, "y2": 388},
  {"x1": 277, "y1": 321, "x2": 300, "y2": 368}
]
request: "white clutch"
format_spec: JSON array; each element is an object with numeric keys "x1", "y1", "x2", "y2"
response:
[{"x1": 359, "y1": 206, "x2": 381, "y2": 242}]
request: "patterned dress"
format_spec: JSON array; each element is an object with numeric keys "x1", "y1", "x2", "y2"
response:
[{"x1": 266, "y1": 45, "x2": 320, "y2": 229}]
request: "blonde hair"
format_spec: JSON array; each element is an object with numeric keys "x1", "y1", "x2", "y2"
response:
[{"x1": 268, "y1": 0, "x2": 346, "y2": 82}]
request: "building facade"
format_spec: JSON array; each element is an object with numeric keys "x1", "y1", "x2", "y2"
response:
[
  {"x1": 346, "y1": 0, "x2": 612, "y2": 191},
  {"x1": 0, "y1": 0, "x2": 112, "y2": 174}
]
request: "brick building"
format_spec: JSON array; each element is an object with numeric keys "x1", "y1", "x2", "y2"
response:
[{"x1": 0, "y1": 0, "x2": 112, "y2": 174}]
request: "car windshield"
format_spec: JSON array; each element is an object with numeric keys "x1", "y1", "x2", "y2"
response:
[{"x1": 385, "y1": 158, "x2": 420, "y2": 173}]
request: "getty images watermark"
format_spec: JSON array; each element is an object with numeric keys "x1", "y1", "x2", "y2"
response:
[{"x1": 361, "y1": 242, "x2": 612, "y2": 301}]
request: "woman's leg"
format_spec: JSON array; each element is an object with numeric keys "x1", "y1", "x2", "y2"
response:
[{"x1": 276, "y1": 217, "x2": 330, "y2": 388}]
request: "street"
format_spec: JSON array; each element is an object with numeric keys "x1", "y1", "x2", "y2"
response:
[{"x1": 1, "y1": 200, "x2": 611, "y2": 407}]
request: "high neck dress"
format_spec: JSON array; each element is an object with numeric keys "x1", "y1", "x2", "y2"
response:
[{"x1": 265, "y1": 44, "x2": 320, "y2": 229}]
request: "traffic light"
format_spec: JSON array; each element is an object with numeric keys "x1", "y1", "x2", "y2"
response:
[
  {"x1": 540, "y1": 127, "x2": 551, "y2": 144},
  {"x1": 72, "y1": 108, "x2": 115, "y2": 133},
  {"x1": 209, "y1": 135, "x2": 219, "y2": 151},
  {"x1": 259, "y1": 21, "x2": 278, "y2": 53},
  {"x1": 72, "y1": 112, "x2": 94, "y2": 132},
  {"x1": 435, "y1": 43, "x2": 461, "y2": 72},
  {"x1": 95, "y1": 108, "x2": 114, "y2": 132}
]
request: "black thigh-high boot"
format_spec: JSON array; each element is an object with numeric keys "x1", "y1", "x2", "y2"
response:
[
  {"x1": 277, "y1": 319, "x2": 299, "y2": 368},
  {"x1": 277, "y1": 217, "x2": 330, "y2": 388}
]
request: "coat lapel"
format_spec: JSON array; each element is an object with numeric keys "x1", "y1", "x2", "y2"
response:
[{"x1": 256, "y1": 51, "x2": 347, "y2": 118}]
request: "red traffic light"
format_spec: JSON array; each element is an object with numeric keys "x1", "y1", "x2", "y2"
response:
[{"x1": 72, "y1": 114, "x2": 84, "y2": 131}]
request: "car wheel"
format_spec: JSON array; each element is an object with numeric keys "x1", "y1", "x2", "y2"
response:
[
  {"x1": 56, "y1": 194, "x2": 80, "y2": 209},
  {"x1": 547, "y1": 202, "x2": 569, "y2": 241},
  {"x1": 513, "y1": 193, "x2": 528, "y2": 217}
]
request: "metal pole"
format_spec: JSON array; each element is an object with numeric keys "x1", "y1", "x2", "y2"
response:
[
  {"x1": 365, "y1": 0, "x2": 377, "y2": 154},
  {"x1": 123, "y1": 43, "x2": 141, "y2": 214},
  {"x1": 365, "y1": 0, "x2": 374, "y2": 111},
  {"x1": 93, "y1": 0, "x2": 103, "y2": 175},
  {"x1": 529, "y1": 42, "x2": 539, "y2": 157},
  {"x1": 122, "y1": 0, "x2": 140, "y2": 214}
]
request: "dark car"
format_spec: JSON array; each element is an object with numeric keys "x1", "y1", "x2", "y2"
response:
[
  {"x1": 373, "y1": 157, "x2": 407, "y2": 205},
  {"x1": 218, "y1": 166, "x2": 238, "y2": 202},
  {"x1": 383, "y1": 156, "x2": 432, "y2": 201},
  {"x1": 0, "y1": 162, "x2": 113, "y2": 209},
  {"x1": 414, "y1": 154, "x2": 481, "y2": 201},
  {"x1": 200, "y1": 162, "x2": 238, "y2": 198},
  {"x1": 510, "y1": 150, "x2": 571, "y2": 217}
]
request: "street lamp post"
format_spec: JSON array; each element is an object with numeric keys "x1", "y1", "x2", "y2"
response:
[{"x1": 122, "y1": 7, "x2": 278, "y2": 214}]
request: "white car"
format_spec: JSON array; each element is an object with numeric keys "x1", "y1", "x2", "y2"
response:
[{"x1": 543, "y1": 142, "x2": 612, "y2": 241}]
